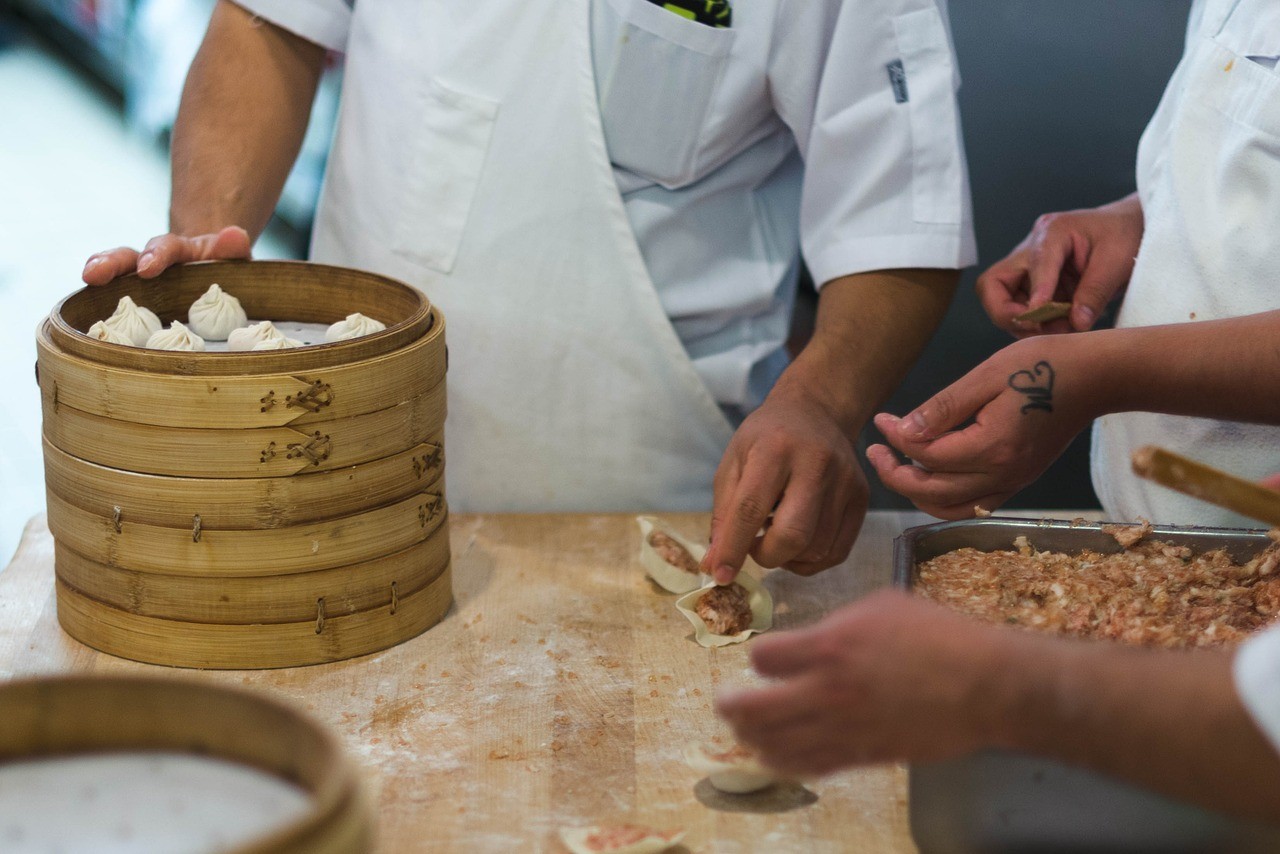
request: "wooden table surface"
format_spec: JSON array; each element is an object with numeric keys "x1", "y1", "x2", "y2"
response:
[{"x1": 0, "y1": 510, "x2": 939, "y2": 853}]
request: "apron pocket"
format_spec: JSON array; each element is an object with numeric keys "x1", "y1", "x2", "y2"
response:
[
  {"x1": 595, "y1": 0, "x2": 735, "y2": 189},
  {"x1": 395, "y1": 78, "x2": 499, "y2": 274},
  {"x1": 893, "y1": 7, "x2": 964, "y2": 225}
]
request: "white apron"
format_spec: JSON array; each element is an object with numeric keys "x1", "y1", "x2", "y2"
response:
[
  {"x1": 306, "y1": 0, "x2": 735, "y2": 512},
  {"x1": 1091, "y1": 0, "x2": 1280, "y2": 527}
]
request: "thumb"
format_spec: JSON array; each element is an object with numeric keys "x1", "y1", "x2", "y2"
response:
[
  {"x1": 1068, "y1": 247, "x2": 1130, "y2": 331},
  {"x1": 877, "y1": 365, "x2": 1001, "y2": 444},
  {"x1": 1260, "y1": 474, "x2": 1280, "y2": 492},
  {"x1": 196, "y1": 226, "x2": 253, "y2": 261},
  {"x1": 1026, "y1": 229, "x2": 1072, "y2": 308}
]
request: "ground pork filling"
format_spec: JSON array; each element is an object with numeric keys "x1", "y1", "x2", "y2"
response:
[
  {"x1": 694, "y1": 583, "x2": 753, "y2": 635},
  {"x1": 585, "y1": 825, "x2": 677, "y2": 850},
  {"x1": 647, "y1": 531, "x2": 700, "y2": 574},
  {"x1": 916, "y1": 531, "x2": 1280, "y2": 649}
]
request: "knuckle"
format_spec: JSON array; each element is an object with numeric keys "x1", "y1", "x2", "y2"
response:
[{"x1": 733, "y1": 495, "x2": 770, "y2": 526}]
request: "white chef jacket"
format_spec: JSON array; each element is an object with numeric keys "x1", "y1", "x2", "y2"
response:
[
  {"x1": 1235, "y1": 626, "x2": 1280, "y2": 758},
  {"x1": 234, "y1": 0, "x2": 977, "y2": 414}
]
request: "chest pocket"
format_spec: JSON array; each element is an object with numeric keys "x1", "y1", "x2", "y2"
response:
[
  {"x1": 593, "y1": 0, "x2": 735, "y2": 188},
  {"x1": 1214, "y1": 0, "x2": 1280, "y2": 71}
]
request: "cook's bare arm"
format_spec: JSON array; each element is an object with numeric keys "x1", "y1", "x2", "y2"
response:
[
  {"x1": 871, "y1": 309, "x2": 1280, "y2": 517},
  {"x1": 716, "y1": 591, "x2": 1280, "y2": 823},
  {"x1": 82, "y1": 0, "x2": 325, "y2": 285},
  {"x1": 705, "y1": 268, "x2": 957, "y2": 581}
]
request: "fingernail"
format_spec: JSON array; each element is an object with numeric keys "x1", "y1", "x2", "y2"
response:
[
  {"x1": 901, "y1": 411, "x2": 928, "y2": 438},
  {"x1": 84, "y1": 256, "x2": 102, "y2": 269},
  {"x1": 714, "y1": 566, "x2": 735, "y2": 585},
  {"x1": 1073, "y1": 306, "x2": 1095, "y2": 328},
  {"x1": 137, "y1": 252, "x2": 154, "y2": 271}
]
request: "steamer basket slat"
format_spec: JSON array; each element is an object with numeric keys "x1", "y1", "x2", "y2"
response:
[
  {"x1": 43, "y1": 376, "x2": 446, "y2": 478},
  {"x1": 36, "y1": 314, "x2": 446, "y2": 429},
  {"x1": 46, "y1": 488, "x2": 446, "y2": 576},
  {"x1": 54, "y1": 528, "x2": 450, "y2": 624},
  {"x1": 39, "y1": 261, "x2": 451, "y2": 669}
]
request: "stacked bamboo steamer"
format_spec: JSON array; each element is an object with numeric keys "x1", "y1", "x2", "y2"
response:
[{"x1": 37, "y1": 260, "x2": 451, "y2": 668}]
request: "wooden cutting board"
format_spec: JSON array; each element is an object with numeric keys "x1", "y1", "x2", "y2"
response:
[{"x1": 0, "y1": 511, "x2": 929, "y2": 852}]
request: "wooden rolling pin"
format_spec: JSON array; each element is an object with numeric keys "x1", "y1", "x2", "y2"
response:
[{"x1": 1131, "y1": 445, "x2": 1280, "y2": 527}]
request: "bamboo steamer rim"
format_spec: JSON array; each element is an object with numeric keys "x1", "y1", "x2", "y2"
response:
[
  {"x1": 49, "y1": 260, "x2": 434, "y2": 375},
  {"x1": 0, "y1": 675, "x2": 370, "y2": 854}
]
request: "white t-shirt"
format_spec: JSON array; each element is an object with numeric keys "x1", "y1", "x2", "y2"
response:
[
  {"x1": 1235, "y1": 626, "x2": 1280, "y2": 756},
  {"x1": 233, "y1": 0, "x2": 977, "y2": 412}
]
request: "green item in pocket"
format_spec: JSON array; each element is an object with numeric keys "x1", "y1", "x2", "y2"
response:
[{"x1": 656, "y1": 0, "x2": 732, "y2": 28}]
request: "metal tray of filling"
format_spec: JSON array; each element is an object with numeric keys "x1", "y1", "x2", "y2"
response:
[{"x1": 894, "y1": 517, "x2": 1280, "y2": 854}]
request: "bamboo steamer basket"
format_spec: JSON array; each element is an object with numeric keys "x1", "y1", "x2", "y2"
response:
[
  {"x1": 37, "y1": 260, "x2": 452, "y2": 668},
  {"x1": 0, "y1": 675, "x2": 371, "y2": 853}
]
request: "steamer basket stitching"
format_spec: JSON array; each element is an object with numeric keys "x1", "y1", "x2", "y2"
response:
[
  {"x1": 285, "y1": 380, "x2": 334, "y2": 412},
  {"x1": 286, "y1": 432, "x2": 332, "y2": 465},
  {"x1": 419, "y1": 495, "x2": 443, "y2": 527},
  {"x1": 412, "y1": 444, "x2": 444, "y2": 478}
]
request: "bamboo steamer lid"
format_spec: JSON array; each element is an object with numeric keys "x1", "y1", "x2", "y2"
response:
[
  {"x1": 38, "y1": 261, "x2": 452, "y2": 669},
  {"x1": 0, "y1": 675, "x2": 372, "y2": 853}
]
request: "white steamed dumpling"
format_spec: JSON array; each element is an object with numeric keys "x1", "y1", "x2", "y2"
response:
[
  {"x1": 187, "y1": 283, "x2": 247, "y2": 340},
  {"x1": 87, "y1": 320, "x2": 133, "y2": 346},
  {"x1": 251, "y1": 336, "x2": 303, "y2": 350},
  {"x1": 101, "y1": 295, "x2": 161, "y2": 346},
  {"x1": 145, "y1": 320, "x2": 206, "y2": 351},
  {"x1": 325, "y1": 312, "x2": 386, "y2": 342},
  {"x1": 227, "y1": 320, "x2": 287, "y2": 351}
]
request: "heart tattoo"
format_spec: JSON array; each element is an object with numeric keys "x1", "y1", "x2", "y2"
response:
[{"x1": 1008, "y1": 361, "x2": 1055, "y2": 414}]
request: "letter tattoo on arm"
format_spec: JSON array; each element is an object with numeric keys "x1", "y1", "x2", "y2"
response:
[{"x1": 1008, "y1": 361, "x2": 1055, "y2": 414}]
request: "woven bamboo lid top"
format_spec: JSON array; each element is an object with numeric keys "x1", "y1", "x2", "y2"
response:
[{"x1": 50, "y1": 260, "x2": 434, "y2": 375}]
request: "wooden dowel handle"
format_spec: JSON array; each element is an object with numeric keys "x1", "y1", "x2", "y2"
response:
[{"x1": 1131, "y1": 446, "x2": 1280, "y2": 527}]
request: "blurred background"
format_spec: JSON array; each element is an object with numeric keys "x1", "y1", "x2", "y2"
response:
[{"x1": 0, "y1": 0, "x2": 1191, "y2": 563}]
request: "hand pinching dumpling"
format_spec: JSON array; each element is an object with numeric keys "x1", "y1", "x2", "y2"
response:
[
  {"x1": 251, "y1": 336, "x2": 303, "y2": 350},
  {"x1": 227, "y1": 320, "x2": 288, "y2": 351},
  {"x1": 325, "y1": 312, "x2": 386, "y2": 342},
  {"x1": 87, "y1": 320, "x2": 133, "y2": 345},
  {"x1": 683, "y1": 742, "x2": 777, "y2": 794},
  {"x1": 637, "y1": 516, "x2": 707, "y2": 594},
  {"x1": 101, "y1": 295, "x2": 161, "y2": 346},
  {"x1": 187, "y1": 283, "x2": 247, "y2": 340},
  {"x1": 558, "y1": 824, "x2": 685, "y2": 854},
  {"x1": 145, "y1": 320, "x2": 206, "y2": 351},
  {"x1": 675, "y1": 573, "x2": 772, "y2": 648}
]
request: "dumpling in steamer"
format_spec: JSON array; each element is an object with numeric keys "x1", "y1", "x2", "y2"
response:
[
  {"x1": 251, "y1": 336, "x2": 303, "y2": 350},
  {"x1": 187, "y1": 283, "x2": 247, "y2": 340},
  {"x1": 227, "y1": 320, "x2": 288, "y2": 351},
  {"x1": 325, "y1": 312, "x2": 386, "y2": 342},
  {"x1": 145, "y1": 320, "x2": 206, "y2": 351},
  {"x1": 101, "y1": 295, "x2": 161, "y2": 346},
  {"x1": 558, "y1": 824, "x2": 684, "y2": 854},
  {"x1": 636, "y1": 516, "x2": 707, "y2": 594},
  {"x1": 675, "y1": 573, "x2": 772, "y2": 648},
  {"x1": 87, "y1": 320, "x2": 133, "y2": 345},
  {"x1": 683, "y1": 742, "x2": 778, "y2": 794}
]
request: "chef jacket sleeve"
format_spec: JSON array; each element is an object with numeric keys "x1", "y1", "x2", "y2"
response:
[
  {"x1": 771, "y1": 0, "x2": 977, "y2": 288},
  {"x1": 231, "y1": 0, "x2": 352, "y2": 53},
  {"x1": 1234, "y1": 624, "x2": 1280, "y2": 757}
]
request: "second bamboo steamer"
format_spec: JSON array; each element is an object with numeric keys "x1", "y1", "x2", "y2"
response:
[{"x1": 38, "y1": 260, "x2": 452, "y2": 668}]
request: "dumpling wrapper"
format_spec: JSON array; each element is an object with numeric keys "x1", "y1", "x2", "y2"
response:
[
  {"x1": 683, "y1": 742, "x2": 777, "y2": 794},
  {"x1": 325, "y1": 312, "x2": 386, "y2": 342},
  {"x1": 558, "y1": 825, "x2": 684, "y2": 854},
  {"x1": 87, "y1": 320, "x2": 133, "y2": 346},
  {"x1": 145, "y1": 320, "x2": 206, "y2": 351},
  {"x1": 675, "y1": 573, "x2": 772, "y2": 648},
  {"x1": 636, "y1": 515, "x2": 708, "y2": 594},
  {"x1": 228, "y1": 320, "x2": 287, "y2": 351},
  {"x1": 187, "y1": 283, "x2": 247, "y2": 341},
  {"x1": 101, "y1": 295, "x2": 161, "y2": 346},
  {"x1": 251, "y1": 336, "x2": 304, "y2": 350}
]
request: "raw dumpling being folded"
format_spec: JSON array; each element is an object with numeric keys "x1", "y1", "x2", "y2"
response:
[
  {"x1": 145, "y1": 320, "x2": 206, "y2": 351},
  {"x1": 87, "y1": 320, "x2": 133, "y2": 346},
  {"x1": 675, "y1": 573, "x2": 772, "y2": 648},
  {"x1": 101, "y1": 295, "x2": 161, "y2": 346},
  {"x1": 227, "y1": 320, "x2": 287, "y2": 351},
  {"x1": 324, "y1": 312, "x2": 386, "y2": 342},
  {"x1": 187, "y1": 283, "x2": 247, "y2": 340},
  {"x1": 636, "y1": 516, "x2": 707, "y2": 594}
]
